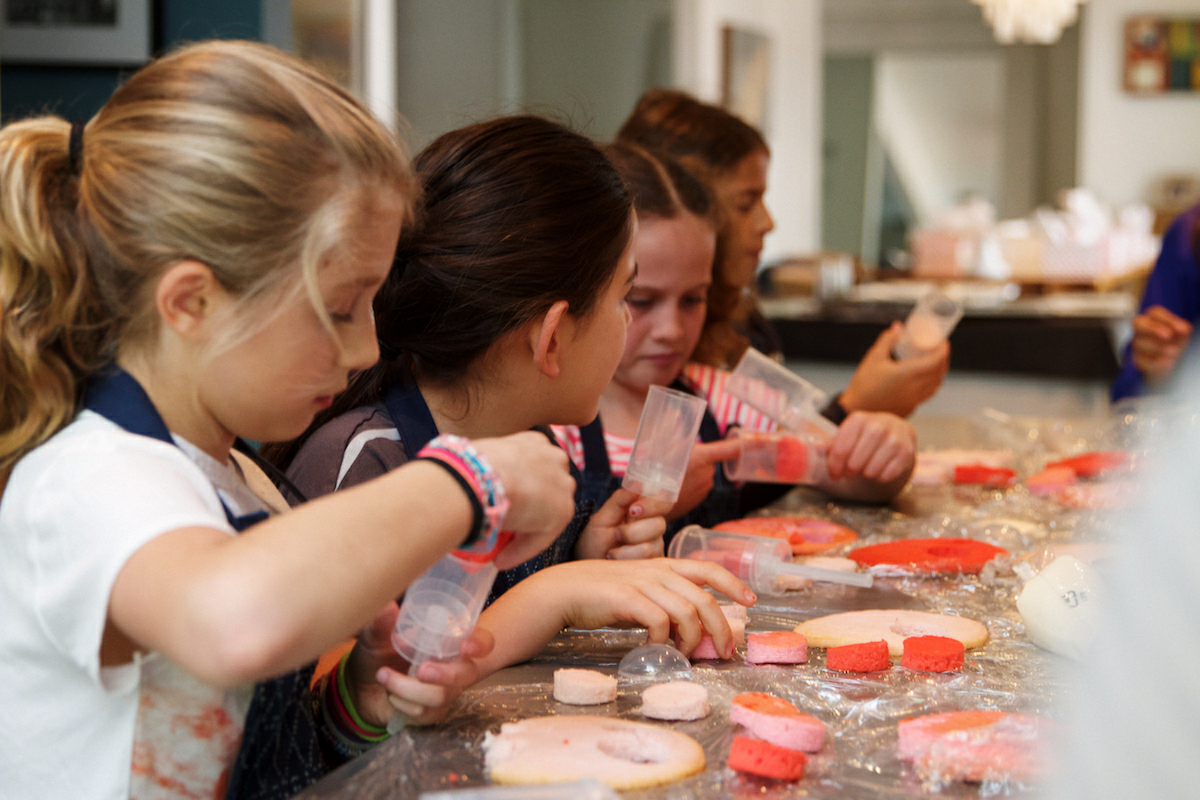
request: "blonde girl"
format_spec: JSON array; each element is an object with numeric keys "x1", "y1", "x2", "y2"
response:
[{"x1": 0, "y1": 40, "x2": 578, "y2": 798}]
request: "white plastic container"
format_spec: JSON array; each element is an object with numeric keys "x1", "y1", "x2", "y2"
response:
[
  {"x1": 621, "y1": 385, "x2": 707, "y2": 503},
  {"x1": 389, "y1": 550, "x2": 500, "y2": 733},
  {"x1": 392, "y1": 552, "x2": 497, "y2": 667},
  {"x1": 668, "y1": 525, "x2": 872, "y2": 593},
  {"x1": 723, "y1": 429, "x2": 828, "y2": 485},
  {"x1": 893, "y1": 289, "x2": 964, "y2": 360},
  {"x1": 726, "y1": 348, "x2": 839, "y2": 436}
]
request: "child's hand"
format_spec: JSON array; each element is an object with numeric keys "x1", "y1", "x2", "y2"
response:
[
  {"x1": 840, "y1": 322, "x2": 949, "y2": 417},
  {"x1": 345, "y1": 601, "x2": 493, "y2": 728},
  {"x1": 544, "y1": 558, "x2": 755, "y2": 657},
  {"x1": 472, "y1": 431, "x2": 577, "y2": 570},
  {"x1": 377, "y1": 630, "x2": 492, "y2": 725},
  {"x1": 666, "y1": 438, "x2": 743, "y2": 521},
  {"x1": 824, "y1": 411, "x2": 915, "y2": 484},
  {"x1": 1131, "y1": 305, "x2": 1193, "y2": 385},
  {"x1": 573, "y1": 488, "x2": 668, "y2": 560}
]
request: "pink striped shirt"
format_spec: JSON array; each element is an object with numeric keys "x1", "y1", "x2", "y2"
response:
[{"x1": 552, "y1": 363, "x2": 775, "y2": 475}]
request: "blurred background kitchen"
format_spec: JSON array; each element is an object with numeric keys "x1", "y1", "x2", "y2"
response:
[{"x1": 5, "y1": 0, "x2": 1198, "y2": 419}]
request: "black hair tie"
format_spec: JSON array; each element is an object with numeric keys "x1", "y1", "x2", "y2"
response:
[
  {"x1": 378, "y1": 338, "x2": 400, "y2": 361},
  {"x1": 68, "y1": 121, "x2": 85, "y2": 175}
]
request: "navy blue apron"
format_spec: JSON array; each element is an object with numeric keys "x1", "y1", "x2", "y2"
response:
[
  {"x1": 382, "y1": 382, "x2": 593, "y2": 603},
  {"x1": 577, "y1": 379, "x2": 741, "y2": 551},
  {"x1": 83, "y1": 367, "x2": 270, "y2": 532},
  {"x1": 80, "y1": 368, "x2": 323, "y2": 800}
]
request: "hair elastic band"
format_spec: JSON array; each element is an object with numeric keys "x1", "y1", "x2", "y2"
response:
[
  {"x1": 68, "y1": 121, "x2": 85, "y2": 175},
  {"x1": 377, "y1": 338, "x2": 400, "y2": 361}
]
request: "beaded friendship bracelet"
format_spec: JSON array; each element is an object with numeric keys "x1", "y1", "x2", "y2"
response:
[{"x1": 417, "y1": 434, "x2": 509, "y2": 557}]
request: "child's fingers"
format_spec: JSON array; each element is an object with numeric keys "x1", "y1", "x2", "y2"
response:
[
  {"x1": 627, "y1": 495, "x2": 672, "y2": 520},
  {"x1": 693, "y1": 439, "x2": 742, "y2": 466},
  {"x1": 617, "y1": 517, "x2": 666, "y2": 547},
  {"x1": 456, "y1": 627, "x2": 494, "y2": 660},
  {"x1": 636, "y1": 581, "x2": 710, "y2": 655},
  {"x1": 387, "y1": 695, "x2": 426, "y2": 722},
  {"x1": 606, "y1": 539, "x2": 664, "y2": 560},
  {"x1": 377, "y1": 668, "x2": 445, "y2": 704},
  {"x1": 661, "y1": 558, "x2": 757, "y2": 607}
]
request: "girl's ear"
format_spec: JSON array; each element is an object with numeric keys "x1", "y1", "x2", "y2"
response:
[
  {"x1": 156, "y1": 260, "x2": 223, "y2": 339},
  {"x1": 530, "y1": 299, "x2": 571, "y2": 378}
]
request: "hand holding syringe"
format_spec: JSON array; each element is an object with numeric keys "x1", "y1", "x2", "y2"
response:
[
  {"x1": 388, "y1": 531, "x2": 512, "y2": 733},
  {"x1": 669, "y1": 525, "x2": 873, "y2": 592}
]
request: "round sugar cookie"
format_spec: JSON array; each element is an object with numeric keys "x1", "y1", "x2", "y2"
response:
[
  {"x1": 483, "y1": 715, "x2": 705, "y2": 790},
  {"x1": 795, "y1": 609, "x2": 988, "y2": 657},
  {"x1": 848, "y1": 538, "x2": 1008, "y2": 574},
  {"x1": 714, "y1": 516, "x2": 858, "y2": 555}
]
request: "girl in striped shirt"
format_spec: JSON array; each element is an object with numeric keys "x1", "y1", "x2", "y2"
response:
[{"x1": 554, "y1": 144, "x2": 916, "y2": 540}]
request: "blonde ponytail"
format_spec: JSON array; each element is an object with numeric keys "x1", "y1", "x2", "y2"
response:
[{"x1": 0, "y1": 118, "x2": 109, "y2": 479}]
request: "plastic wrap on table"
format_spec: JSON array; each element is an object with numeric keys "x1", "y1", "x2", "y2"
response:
[{"x1": 295, "y1": 415, "x2": 1157, "y2": 800}]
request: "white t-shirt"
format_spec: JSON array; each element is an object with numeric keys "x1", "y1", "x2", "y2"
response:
[{"x1": 0, "y1": 410, "x2": 268, "y2": 799}]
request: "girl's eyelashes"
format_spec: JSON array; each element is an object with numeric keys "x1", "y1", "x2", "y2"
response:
[{"x1": 328, "y1": 310, "x2": 354, "y2": 324}]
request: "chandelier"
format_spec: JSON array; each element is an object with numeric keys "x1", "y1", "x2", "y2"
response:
[{"x1": 971, "y1": 0, "x2": 1088, "y2": 45}]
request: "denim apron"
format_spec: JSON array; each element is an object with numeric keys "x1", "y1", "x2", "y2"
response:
[{"x1": 577, "y1": 379, "x2": 741, "y2": 551}]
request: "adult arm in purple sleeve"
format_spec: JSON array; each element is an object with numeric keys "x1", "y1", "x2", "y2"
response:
[{"x1": 1111, "y1": 203, "x2": 1200, "y2": 401}]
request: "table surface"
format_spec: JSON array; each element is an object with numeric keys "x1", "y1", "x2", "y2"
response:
[
  {"x1": 296, "y1": 414, "x2": 1135, "y2": 800},
  {"x1": 759, "y1": 289, "x2": 1133, "y2": 379}
]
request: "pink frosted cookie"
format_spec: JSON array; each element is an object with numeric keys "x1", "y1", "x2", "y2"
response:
[
  {"x1": 690, "y1": 605, "x2": 747, "y2": 660},
  {"x1": 553, "y1": 668, "x2": 617, "y2": 705},
  {"x1": 729, "y1": 692, "x2": 825, "y2": 752},
  {"x1": 638, "y1": 680, "x2": 710, "y2": 721},
  {"x1": 745, "y1": 631, "x2": 808, "y2": 665},
  {"x1": 898, "y1": 710, "x2": 1057, "y2": 783},
  {"x1": 484, "y1": 715, "x2": 705, "y2": 789}
]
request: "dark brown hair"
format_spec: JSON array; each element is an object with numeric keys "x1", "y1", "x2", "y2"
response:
[
  {"x1": 617, "y1": 88, "x2": 768, "y2": 368},
  {"x1": 602, "y1": 140, "x2": 713, "y2": 223},
  {"x1": 264, "y1": 115, "x2": 632, "y2": 468},
  {"x1": 616, "y1": 87, "x2": 768, "y2": 177}
]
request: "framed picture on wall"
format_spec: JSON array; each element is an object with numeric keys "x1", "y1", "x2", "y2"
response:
[
  {"x1": 1124, "y1": 15, "x2": 1200, "y2": 93},
  {"x1": 291, "y1": 0, "x2": 361, "y2": 95},
  {"x1": 0, "y1": 0, "x2": 152, "y2": 66},
  {"x1": 721, "y1": 25, "x2": 771, "y2": 130}
]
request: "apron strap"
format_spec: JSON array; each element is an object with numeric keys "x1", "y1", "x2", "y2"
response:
[
  {"x1": 83, "y1": 367, "x2": 270, "y2": 531},
  {"x1": 382, "y1": 382, "x2": 440, "y2": 460}
]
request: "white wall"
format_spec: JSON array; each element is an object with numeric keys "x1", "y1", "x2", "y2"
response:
[
  {"x1": 1078, "y1": 0, "x2": 1200, "y2": 207},
  {"x1": 672, "y1": 0, "x2": 822, "y2": 261}
]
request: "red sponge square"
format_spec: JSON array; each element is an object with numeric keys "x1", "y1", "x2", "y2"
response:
[
  {"x1": 901, "y1": 635, "x2": 965, "y2": 672},
  {"x1": 727, "y1": 734, "x2": 807, "y2": 780},
  {"x1": 825, "y1": 640, "x2": 890, "y2": 672}
]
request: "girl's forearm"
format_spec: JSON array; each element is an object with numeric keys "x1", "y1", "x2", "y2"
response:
[
  {"x1": 111, "y1": 459, "x2": 475, "y2": 686},
  {"x1": 473, "y1": 572, "x2": 570, "y2": 676}
]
